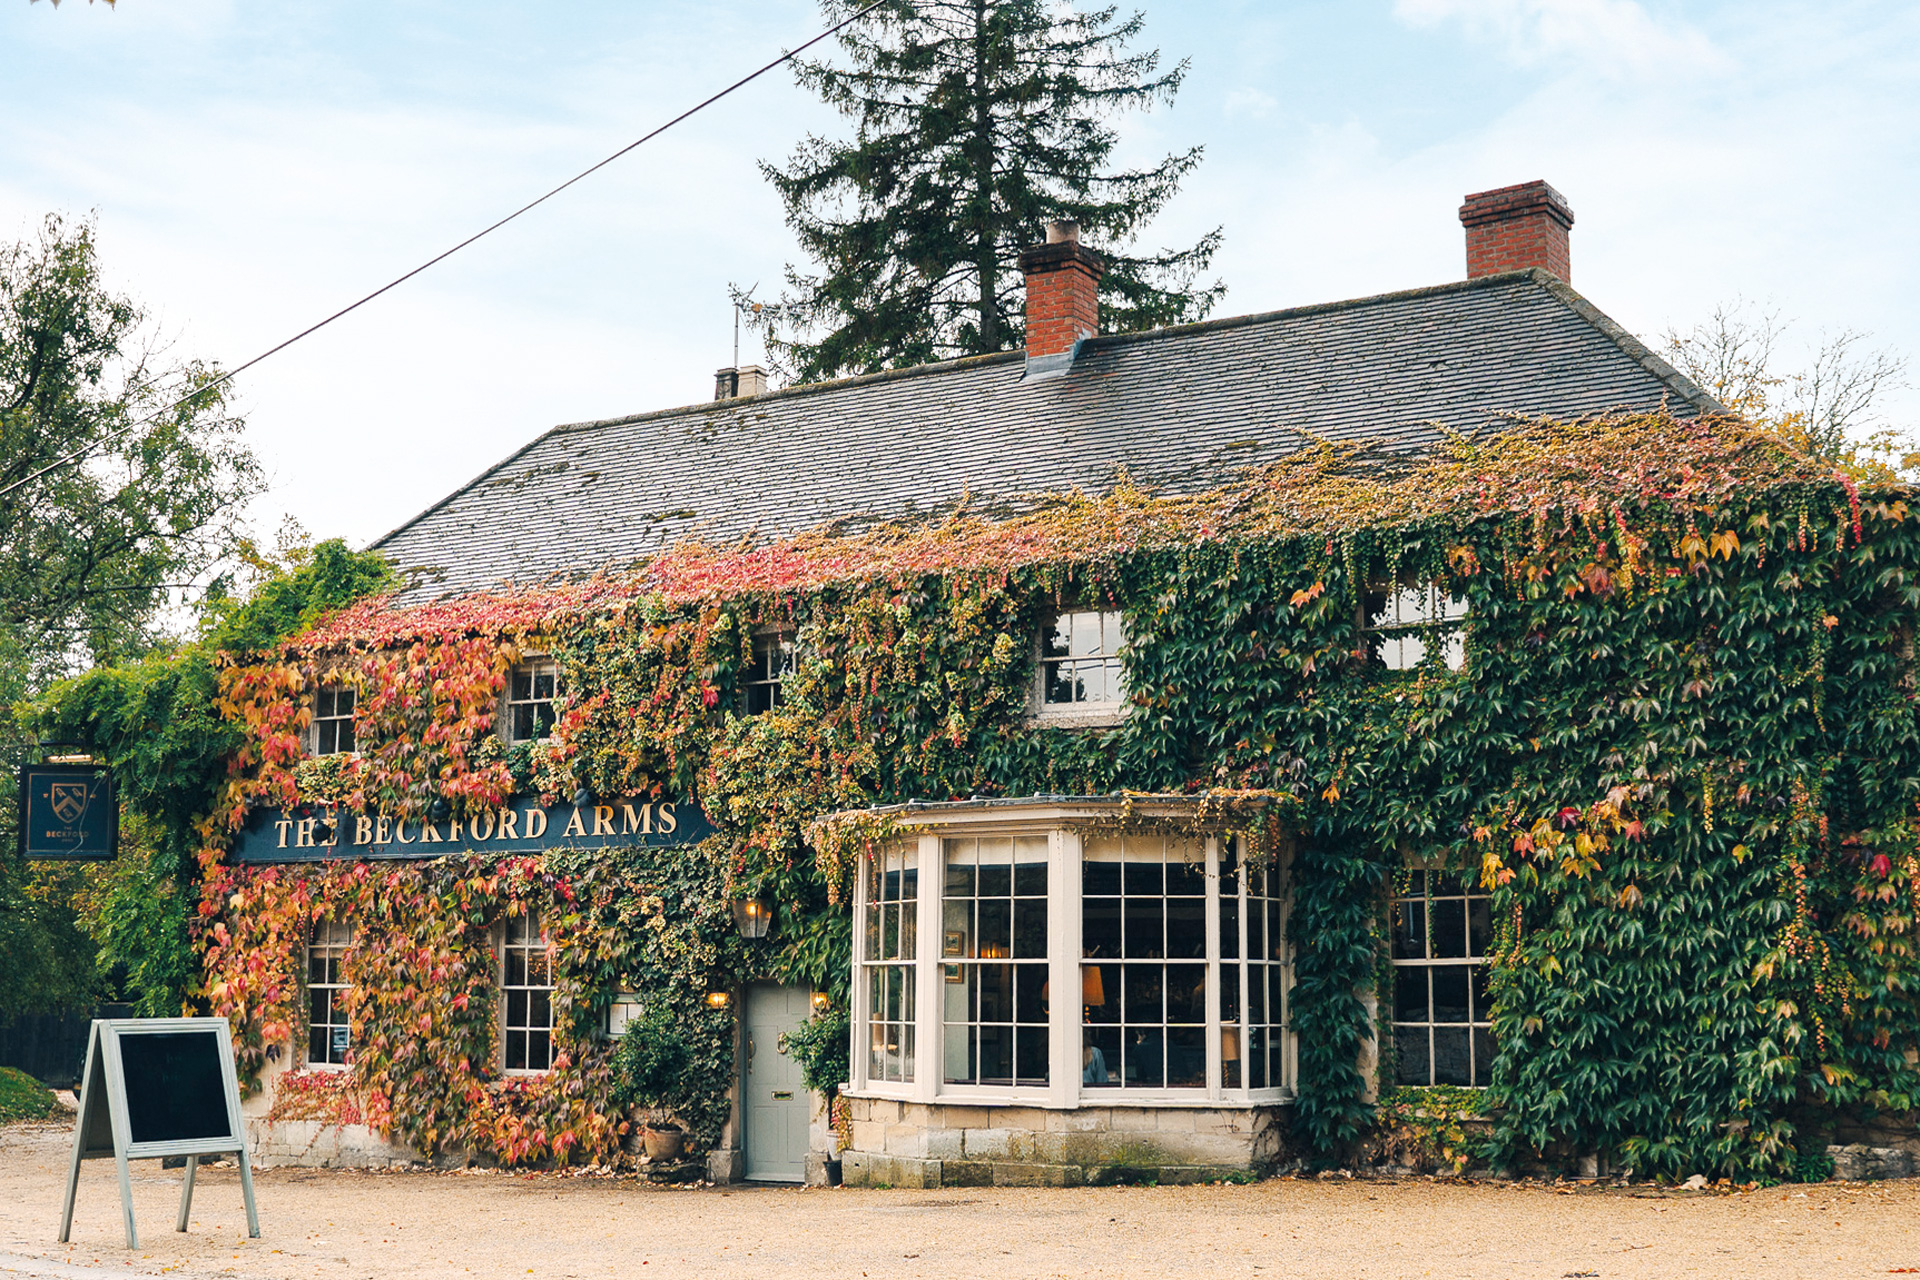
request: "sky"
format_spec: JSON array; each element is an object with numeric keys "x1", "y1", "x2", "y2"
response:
[{"x1": 2, "y1": 0, "x2": 1916, "y2": 551}]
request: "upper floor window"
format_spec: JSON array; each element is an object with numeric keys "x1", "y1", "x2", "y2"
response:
[
  {"x1": 313, "y1": 686, "x2": 356, "y2": 755},
  {"x1": 1365, "y1": 580, "x2": 1466, "y2": 671},
  {"x1": 507, "y1": 660, "x2": 562, "y2": 743},
  {"x1": 502, "y1": 909, "x2": 555, "y2": 1073},
  {"x1": 307, "y1": 919, "x2": 353, "y2": 1068},
  {"x1": 1036, "y1": 609, "x2": 1127, "y2": 712},
  {"x1": 744, "y1": 632, "x2": 795, "y2": 715},
  {"x1": 1389, "y1": 866, "x2": 1493, "y2": 1086}
]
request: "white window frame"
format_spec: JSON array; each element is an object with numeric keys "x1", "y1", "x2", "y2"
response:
[
  {"x1": 743, "y1": 630, "x2": 796, "y2": 716},
  {"x1": 847, "y1": 809, "x2": 1293, "y2": 1111},
  {"x1": 501, "y1": 909, "x2": 556, "y2": 1075},
  {"x1": 1364, "y1": 579, "x2": 1466, "y2": 672},
  {"x1": 306, "y1": 919, "x2": 353, "y2": 1070},
  {"x1": 504, "y1": 659, "x2": 563, "y2": 744},
  {"x1": 1388, "y1": 864, "x2": 1494, "y2": 1088},
  {"x1": 311, "y1": 684, "x2": 357, "y2": 756},
  {"x1": 1030, "y1": 608, "x2": 1129, "y2": 728}
]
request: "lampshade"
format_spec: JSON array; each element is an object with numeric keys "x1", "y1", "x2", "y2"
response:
[
  {"x1": 1221, "y1": 1026, "x2": 1241, "y2": 1062},
  {"x1": 1081, "y1": 965, "x2": 1106, "y2": 1009},
  {"x1": 731, "y1": 897, "x2": 773, "y2": 939}
]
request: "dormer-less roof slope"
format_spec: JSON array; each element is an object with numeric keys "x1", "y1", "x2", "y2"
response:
[{"x1": 373, "y1": 269, "x2": 1720, "y2": 600}]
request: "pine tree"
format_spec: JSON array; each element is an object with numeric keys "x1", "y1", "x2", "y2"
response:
[{"x1": 748, "y1": 0, "x2": 1223, "y2": 383}]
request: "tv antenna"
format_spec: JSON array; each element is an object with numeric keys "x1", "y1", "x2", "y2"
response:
[{"x1": 733, "y1": 287, "x2": 763, "y2": 369}]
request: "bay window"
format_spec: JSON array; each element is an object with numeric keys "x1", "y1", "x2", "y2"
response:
[{"x1": 848, "y1": 799, "x2": 1291, "y2": 1107}]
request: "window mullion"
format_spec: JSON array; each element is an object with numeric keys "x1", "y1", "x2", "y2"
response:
[
  {"x1": 852, "y1": 854, "x2": 871, "y2": 1094},
  {"x1": 913, "y1": 833, "x2": 940, "y2": 1103},
  {"x1": 1049, "y1": 828, "x2": 1079, "y2": 1109},
  {"x1": 1204, "y1": 834, "x2": 1222, "y2": 1100}
]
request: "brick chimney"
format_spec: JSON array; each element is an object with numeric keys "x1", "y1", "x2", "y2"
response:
[
  {"x1": 1020, "y1": 220, "x2": 1105, "y2": 371},
  {"x1": 1459, "y1": 180, "x2": 1575, "y2": 282}
]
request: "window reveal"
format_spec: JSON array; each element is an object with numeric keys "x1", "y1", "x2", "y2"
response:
[
  {"x1": 1390, "y1": 868, "x2": 1494, "y2": 1086},
  {"x1": 313, "y1": 686, "x2": 356, "y2": 755},
  {"x1": 503, "y1": 910, "x2": 555, "y2": 1073},
  {"x1": 744, "y1": 632, "x2": 795, "y2": 715},
  {"x1": 863, "y1": 845, "x2": 918, "y2": 1085},
  {"x1": 1038, "y1": 609, "x2": 1126, "y2": 707},
  {"x1": 507, "y1": 661, "x2": 562, "y2": 742},
  {"x1": 1365, "y1": 582, "x2": 1466, "y2": 671},
  {"x1": 941, "y1": 836, "x2": 1050, "y2": 1087},
  {"x1": 307, "y1": 919, "x2": 353, "y2": 1068}
]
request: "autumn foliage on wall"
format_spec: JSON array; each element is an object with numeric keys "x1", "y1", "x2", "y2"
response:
[{"x1": 80, "y1": 410, "x2": 1920, "y2": 1177}]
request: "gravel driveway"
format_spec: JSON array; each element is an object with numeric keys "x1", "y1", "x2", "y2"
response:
[{"x1": 4, "y1": 1121, "x2": 1917, "y2": 1279}]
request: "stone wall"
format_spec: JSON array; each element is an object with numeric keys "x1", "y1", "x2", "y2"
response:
[{"x1": 839, "y1": 1097, "x2": 1286, "y2": 1188}]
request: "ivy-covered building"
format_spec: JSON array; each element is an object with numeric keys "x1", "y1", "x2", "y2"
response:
[{"x1": 58, "y1": 180, "x2": 1920, "y2": 1187}]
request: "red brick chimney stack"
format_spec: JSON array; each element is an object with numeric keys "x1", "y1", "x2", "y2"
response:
[
  {"x1": 1020, "y1": 220, "x2": 1105, "y2": 360},
  {"x1": 1459, "y1": 180, "x2": 1575, "y2": 282}
]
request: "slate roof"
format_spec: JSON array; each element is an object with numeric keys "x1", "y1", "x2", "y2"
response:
[{"x1": 373, "y1": 268, "x2": 1720, "y2": 600}]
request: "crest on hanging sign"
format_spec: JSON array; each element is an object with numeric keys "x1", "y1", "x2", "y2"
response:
[{"x1": 19, "y1": 764, "x2": 117, "y2": 861}]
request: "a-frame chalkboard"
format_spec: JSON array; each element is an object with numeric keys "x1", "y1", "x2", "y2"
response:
[{"x1": 59, "y1": 1017, "x2": 260, "y2": 1249}]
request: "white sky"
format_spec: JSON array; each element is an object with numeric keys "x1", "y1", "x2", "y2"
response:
[{"x1": 3, "y1": 0, "x2": 1915, "y2": 549}]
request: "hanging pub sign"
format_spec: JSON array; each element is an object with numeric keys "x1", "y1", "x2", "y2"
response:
[
  {"x1": 229, "y1": 793, "x2": 714, "y2": 864},
  {"x1": 59, "y1": 1017, "x2": 260, "y2": 1249},
  {"x1": 18, "y1": 762, "x2": 117, "y2": 861}
]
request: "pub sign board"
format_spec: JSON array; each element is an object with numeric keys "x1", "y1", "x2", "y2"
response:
[
  {"x1": 18, "y1": 763, "x2": 117, "y2": 861},
  {"x1": 229, "y1": 793, "x2": 714, "y2": 864}
]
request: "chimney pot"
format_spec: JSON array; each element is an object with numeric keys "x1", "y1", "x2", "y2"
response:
[
  {"x1": 714, "y1": 364, "x2": 768, "y2": 400},
  {"x1": 1046, "y1": 219, "x2": 1080, "y2": 245},
  {"x1": 1459, "y1": 179, "x2": 1575, "y2": 282}
]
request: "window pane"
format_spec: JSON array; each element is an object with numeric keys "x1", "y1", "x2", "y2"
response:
[
  {"x1": 978, "y1": 859, "x2": 1011, "y2": 899},
  {"x1": 977, "y1": 900, "x2": 1011, "y2": 959},
  {"x1": 1393, "y1": 969, "x2": 1429, "y2": 1023},
  {"x1": 1084, "y1": 962, "x2": 1120, "y2": 1024},
  {"x1": 1014, "y1": 964, "x2": 1049, "y2": 1024},
  {"x1": 1084, "y1": 898, "x2": 1121, "y2": 959},
  {"x1": 1127, "y1": 1029, "x2": 1165, "y2": 1087},
  {"x1": 1433, "y1": 1027, "x2": 1472, "y2": 1086},
  {"x1": 1432, "y1": 966, "x2": 1472, "y2": 1022},
  {"x1": 1165, "y1": 964, "x2": 1206, "y2": 1022},
  {"x1": 1396, "y1": 1029, "x2": 1431, "y2": 1085},
  {"x1": 946, "y1": 858, "x2": 977, "y2": 899},
  {"x1": 1084, "y1": 860, "x2": 1121, "y2": 896},
  {"x1": 1043, "y1": 618, "x2": 1072, "y2": 659},
  {"x1": 1431, "y1": 897, "x2": 1468, "y2": 958},
  {"x1": 1084, "y1": 1028, "x2": 1121, "y2": 1086},
  {"x1": 1472, "y1": 1028, "x2": 1495, "y2": 1087},
  {"x1": 1012, "y1": 898, "x2": 1047, "y2": 959},
  {"x1": 1123, "y1": 860, "x2": 1163, "y2": 896},
  {"x1": 1167, "y1": 1026, "x2": 1205, "y2": 1088},
  {"x1": 1013, "y1": 858, "x2": 1046, "y2": 897},
  {"x1": 1392, "y1": 899, "x2": 1425, "y2": 960},
  {"x1": 1123, "y1": 899, "x2": 1164, "y2": 959},
  {"x1": 1166, "y1": 858, "x2": 1205, "y2": 897},
  {"x1": 1468, "y1": 894, "x2": 1493, "y2": 957},
  {"x1": 1123, "y1": 964, "x2": 1163, "y2": 1024},
  {"x1": 1221, "y1": 893, "x2": 1239, "y2": 961},
  {"x1": 1167, "y1": 898, "x2": 1205, "y2": 959}
]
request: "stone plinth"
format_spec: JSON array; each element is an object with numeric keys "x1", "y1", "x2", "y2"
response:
[{"x1": 838, "y1": 1097, "x2": 1286, "y2": 1188}]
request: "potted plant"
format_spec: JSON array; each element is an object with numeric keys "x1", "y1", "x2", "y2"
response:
[{"x1": 609, "y1": 1005, "x2": 693, "y2": 1160}]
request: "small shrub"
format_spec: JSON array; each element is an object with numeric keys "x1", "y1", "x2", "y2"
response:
[{"x1": 0, "y1": 1067, "x2": 57, "y2": 1122}]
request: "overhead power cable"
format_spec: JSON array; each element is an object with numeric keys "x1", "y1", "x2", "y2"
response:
[{"x1": 0, "y1": 0, "x2": 891, "y2": 501}]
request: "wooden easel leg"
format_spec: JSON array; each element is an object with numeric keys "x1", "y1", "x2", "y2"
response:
[
  {"x1": 236, "y1": 1150, "x2": 260, "y2": 1239},
  {"x1": 58, "y1": 1123, "x2": 84, "y2": 1243},
  {"x1": 114, "y1": 1149, "x2": 138, "y2": 1250},
  {"x1": 175, "y1": 1156, "x2": 197, "y2": 1232}
]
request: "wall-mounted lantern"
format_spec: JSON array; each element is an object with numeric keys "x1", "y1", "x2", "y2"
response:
[
  {"x1": 810, "y1": 991, "x2": 831, "y2": 1014},
  {"x1": 705, "y1": 990, "x2": 732, "y2": 1010},
  {"x1": 731, "y1": 896, "x2": 773, "y2": 940}
]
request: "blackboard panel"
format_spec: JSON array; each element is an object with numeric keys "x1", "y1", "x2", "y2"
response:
[{"x1": 117, "y1": 1031, "x2": 233, "y2": 1145}]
